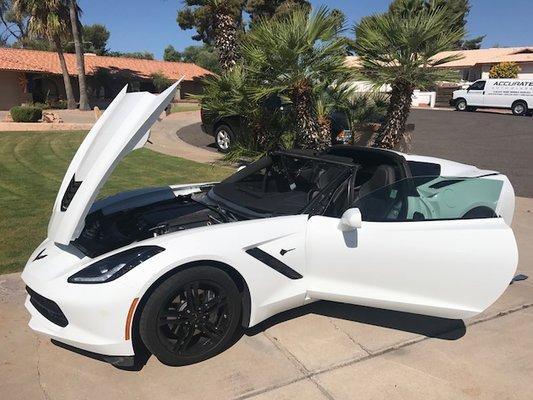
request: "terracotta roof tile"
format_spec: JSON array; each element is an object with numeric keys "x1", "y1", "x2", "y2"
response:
[
  {"x1": 346, "y1": 47, "x2": 533, "y2": 69},
  {"x1": 0, "y1": 47, "x2": 212, "y2": 80}
]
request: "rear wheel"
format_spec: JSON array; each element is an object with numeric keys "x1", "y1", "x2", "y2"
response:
[
  {"x1": 512, "y1": 101, "x2": 528, "y2": 116},
  {"x1": 462, "y1": 207, "x2": 497, "y2": 219},
  {"x1": 139, "y1": 266, "x2": 242, "y2": 366},
  {"x1": 214, "y1": 125, "x2": 235, "y2": 153},
  {"x1": 455, "y1": 98, "x2": 467, "y2": 111}
]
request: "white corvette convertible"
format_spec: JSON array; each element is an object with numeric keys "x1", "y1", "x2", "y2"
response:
[{"x1": 22, "y1": 84, "x2": 518, "y2": 367}]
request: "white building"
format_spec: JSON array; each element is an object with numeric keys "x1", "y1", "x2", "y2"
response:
[
  {"x1": 434, "y1": 47, "x2": 533, "y2": 82},
  {"x1": 345, "y1": 46, "x2": 533, "y2": 107}
]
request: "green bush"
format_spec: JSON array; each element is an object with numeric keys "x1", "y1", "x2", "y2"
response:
[
  {"x1": 32, "y1": 102, "x2": 47, "y2": 109},
  {"x1": 489, "y1": 62, "x2": 521, "y2": 79},
  {"x1": 46, "y1": 99, "x2": 68, "y2": 109},
  {"x1": 10, "y1": 106, "x2": 43, "y2": 122},
  {"x1": 151, "y1": 72, "x2": 173, "y2": 93}
]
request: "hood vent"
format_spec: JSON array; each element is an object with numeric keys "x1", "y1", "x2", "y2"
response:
[{"x1": 61, "y1": 175, "x2": 82, "y2": 211}]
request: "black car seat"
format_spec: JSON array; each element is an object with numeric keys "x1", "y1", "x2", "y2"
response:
[{"x1": 352, "y1": 164, "x2": 399, "y2": 221}]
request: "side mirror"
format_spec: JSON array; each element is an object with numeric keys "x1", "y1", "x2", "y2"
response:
[{"x1": 338, "y1": 208, "x2": 362, "y2": 231}]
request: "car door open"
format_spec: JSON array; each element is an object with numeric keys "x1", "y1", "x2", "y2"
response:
[{"x1": 305, "y1": 175, "x2": 518, "y2": 319}]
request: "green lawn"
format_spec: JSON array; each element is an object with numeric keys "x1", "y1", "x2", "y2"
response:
[
  {"x1": 0, "y1": 131, "x2": 232, "y2": 275},
  {"x1": 170, "y1": 103, "x2": 201, "y2": 113}
]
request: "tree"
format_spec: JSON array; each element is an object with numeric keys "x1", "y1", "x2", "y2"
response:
[
  {"x1": 83, "y1": 23, "x2": 109, "y2": 54},
  {"x1": 389, "y1": 0, "x2": 483, "y2": 49},
  {"x1": 151, "y1": 72, "x2": 173, "y2": 92},
  {"x1": 1, "y1": 0, "x2": 28, "y2": 42},
  {"x1": 68, "y1": 0, "x2": 89, "y2": 110},
  {"x1": 245, "y1": 0, "x2": 310, "y2": 23},
  {"x1": 461, "y1": 35, "x2": 484, "y2": 50},
  {"x1": 354, "y1": 6, "x2": 464, "y2": 149},
  {"x1": 181, "y1": 44, "x2": 221, "y2": 73},
  {"x1": 241, "y1": 6, "x2": 350, "y2": 150},
  {"x1": 107, "y1": 50, "x2": 155, "y2": 60},
  {"x1": 489, "y1": 62, "x2": 521, "y2": 79},
  {"x1": 163, "y1": 44, "x2": 182, "y2": 61},
  {"x1": 13, "y1": 0, "x2": 76, "y2": 109},
  {"x1": 177, "y1": 0, "x2": 244, "y2": 71}
]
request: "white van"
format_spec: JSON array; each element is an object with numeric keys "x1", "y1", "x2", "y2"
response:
[{"x1": 452, "y1": 79, "x2": 533, "y2": 116}]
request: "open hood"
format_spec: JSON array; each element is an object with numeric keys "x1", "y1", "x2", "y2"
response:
[{"x1": 47, "y1": 80, "x2": 182, "y2": 245}]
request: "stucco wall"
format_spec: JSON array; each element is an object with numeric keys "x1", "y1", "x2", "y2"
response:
[{"x1": 0, "y1": 71, "x2": 31, "y2": 110}]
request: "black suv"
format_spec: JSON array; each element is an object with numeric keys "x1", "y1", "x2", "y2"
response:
[{"x1": 201, "y1": 109, "x2": 349, "y2": 153}]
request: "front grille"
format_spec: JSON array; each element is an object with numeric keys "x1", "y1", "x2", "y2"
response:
[{"x1": 26, "y1": 286, "x2": 68, "y2": 327}]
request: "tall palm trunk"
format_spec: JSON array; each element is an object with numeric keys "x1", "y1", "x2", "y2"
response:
[
  {"x1": 372, "y1": 82, "x2": 413, "y2": 149},
  {"x1": 291, "y1": 80, "x2": 329, "y2": 150},
  {"x1": 68, "y1": 0, "x2": 90, "y2": 110},
  {"x1": 53, "y1": 35, "x2": 76, "y2": 109},
  {"x1": 213, "y1": 11, "x2": 239, "y2": 71}
]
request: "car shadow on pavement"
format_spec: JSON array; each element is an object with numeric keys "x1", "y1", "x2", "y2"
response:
[
  {"x1": 245, "y1": 300, "x2": 466, "y2": 341},
  {"x1": 50, "y1": 301, "x2": 465, "y2": 371}
]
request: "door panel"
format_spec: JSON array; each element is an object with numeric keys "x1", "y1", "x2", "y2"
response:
[{"x1": 305, "y1": 216, "x2": 517, "y2": 319}]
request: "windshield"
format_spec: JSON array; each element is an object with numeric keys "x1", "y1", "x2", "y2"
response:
[{"x1": 211, "y1": 153, "x2": 352, "y2": 215}]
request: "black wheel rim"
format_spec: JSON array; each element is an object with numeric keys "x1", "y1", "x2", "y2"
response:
[{"x1": 156, "y1": 280, "x2": 231, "y2": 357}]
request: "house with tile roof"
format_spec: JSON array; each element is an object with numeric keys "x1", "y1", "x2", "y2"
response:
[
  {"x1": 345, "y1": 46, "x2": 533, "y2": 107},
  {"x1": 346, "y1": 46, "x2": 533, "y2": 83},
  {"x1": 0, "y1": 47, "x2": 212, "y2": 110}
]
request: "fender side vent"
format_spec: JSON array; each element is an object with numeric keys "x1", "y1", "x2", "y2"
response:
[
  {"x1": 245, "y1": 247, "x2": 303, "y2": 280},
  {"x1": 61, "y1": 175, "x2": 82, "y2": 211}
]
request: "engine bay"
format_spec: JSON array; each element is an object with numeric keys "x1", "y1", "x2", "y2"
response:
[{"x1": 73, "y1": 193, "x2": 238, "y2": 258}]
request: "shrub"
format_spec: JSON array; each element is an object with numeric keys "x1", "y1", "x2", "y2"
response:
[
  {"x1": 10, "y1": 106, "x2": 43, "y2": 122},
  {"x1": 151, "y1": 72, "x2": 173, "y2": 93},
  {"x1": 32, "y1": 102, "x2": 47, "y2": 109},
  {"x1": 52, "y1": 100, "x2": 68, "y2": 109},
  {"x1": 489, "y1": 62, "x2": 521, "y2": 79}
]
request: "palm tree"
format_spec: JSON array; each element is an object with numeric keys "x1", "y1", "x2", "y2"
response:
[
  {"x1": 241, "y1": 7, "x2": 349, "y2": 150},
  {"x1": 353, "y1": 6, "x2": 465, "y2": 149},
  {"x1": 177, "y1": 0, "x2": 243, "y2": 71},
  {"x1": 13, "y1": 0, "x2": 76, "y2": 109},
  {"x1": 67, "y1": 0, "x2": 89, "y2": 110},
  {"x1": 210, "y1": 0, "x2": 241, "y2": 70}
]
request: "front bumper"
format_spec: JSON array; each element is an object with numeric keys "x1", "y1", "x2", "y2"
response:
[
  {"x1": 449, "y1": 98, "x2": 457, "y2": 107},
  {"x1": 22, "y1": 241, "x2": 141, "y2": 357}
]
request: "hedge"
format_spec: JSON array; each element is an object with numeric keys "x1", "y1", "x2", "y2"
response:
[{"x1": 10, "y1": 106, "x2": 43, "y2": 122}]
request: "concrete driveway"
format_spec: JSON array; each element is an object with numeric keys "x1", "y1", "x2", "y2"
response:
[{"x1": 1, "y1": 196, "x2": 532, "y2": 400}]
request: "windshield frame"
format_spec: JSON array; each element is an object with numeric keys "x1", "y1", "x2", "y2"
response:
[{"x1": 209, "y1": 152, "x2": 355, "y2": 217}]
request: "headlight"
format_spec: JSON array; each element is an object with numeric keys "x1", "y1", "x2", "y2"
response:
[{"x1": 68, "y1": 246, "x2": 164, "y2": 284}]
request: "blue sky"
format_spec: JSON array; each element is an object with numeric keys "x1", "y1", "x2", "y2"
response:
[{"x1": 78, "y1": 0, "x2": 533, "y2": 59}]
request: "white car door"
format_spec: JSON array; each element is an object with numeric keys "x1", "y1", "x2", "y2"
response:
[
  {"x1": 465, "y1": 80, "x2": 486, "y2": 106},
  {"x1": 305, "y1": 176, "x2": 518, "y2": 319}
]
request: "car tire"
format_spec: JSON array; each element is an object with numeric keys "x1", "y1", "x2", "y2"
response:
[
  {"x1": 139, "y1": 266, "x2": 242, "y2": 366},
  {"x1": 511, "y1": 101, "x2": 528, "y2": 116},
  {"x1": 214, "y1": 125, "x2": 235, "y2": 153},
  {"x1": 455, "y1": 98, "x2": 467, "y2": 112},
  {"x1": 462, "y1": 207, "x2": 497, "y2": 219}
]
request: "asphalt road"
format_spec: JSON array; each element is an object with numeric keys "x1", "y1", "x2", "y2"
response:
[
  {"x1": 409, "y1": 109, "x2": 533, "y2": 197},
  {"x1": 178, "y1": 109, "x2": 533, "y2": 197}
]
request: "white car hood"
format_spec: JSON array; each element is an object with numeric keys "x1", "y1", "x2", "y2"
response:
[{"x1": 47, "y1": 80, "x2": 181, "y2": 245}]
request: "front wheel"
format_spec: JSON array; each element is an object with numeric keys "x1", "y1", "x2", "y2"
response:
[
  {"x1": 455, "y1": 98, "x2": 467, "y2": 111},
  {"x1": 139, "y1": 266, "x2": 242, "y2": 366}
]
